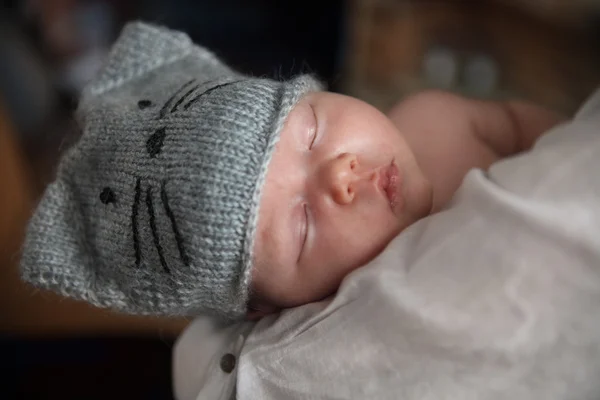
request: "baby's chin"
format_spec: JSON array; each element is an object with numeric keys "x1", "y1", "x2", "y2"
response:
[
  {"x1": 261, "y1": 281, "x2": 341, "y2": 311},
  {"x1": 402, "y1": 169, "x2": 434, "y2": 223}
]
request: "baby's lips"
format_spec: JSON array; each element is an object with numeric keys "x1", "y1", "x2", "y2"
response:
[
  {"x1": 384, "y1": 162, "x2": 402, "y2": 209},
  {"x1": 376, "y1": 165, "x2": 389, "y2": 193}
]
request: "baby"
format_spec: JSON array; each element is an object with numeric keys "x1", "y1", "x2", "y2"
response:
[
  {"x1": 251, "y1": 88, "x2": 563, "y2": 317},
  {"x1": 20, "y1": 22, "x2": 562, "y2": 320}
]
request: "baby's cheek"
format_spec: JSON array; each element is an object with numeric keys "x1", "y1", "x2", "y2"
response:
[{"x1": 338, "y1": 211, "x2": 399, "y2": 263}]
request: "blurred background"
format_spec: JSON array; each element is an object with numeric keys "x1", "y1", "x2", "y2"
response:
[{"x1": 1, "y1": 0, "x2": 599, "y2": 398}]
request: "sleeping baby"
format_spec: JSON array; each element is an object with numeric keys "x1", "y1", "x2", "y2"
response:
[{"x1": 20, "y1": 22, "x2": 563, "y2": 320}]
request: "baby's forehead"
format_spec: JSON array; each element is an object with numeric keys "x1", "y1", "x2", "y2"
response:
[{"x1": 282, "y1": 92, "x2": 315, "y2": 121}]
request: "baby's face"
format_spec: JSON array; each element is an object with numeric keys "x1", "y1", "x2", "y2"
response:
[{"x1": 252, "y1": 92, "x2": 433, "y2": 311}]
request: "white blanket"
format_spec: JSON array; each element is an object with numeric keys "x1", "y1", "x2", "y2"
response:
[{"x1": 174, "y1": 90, "x2": 600, "y2": 400}]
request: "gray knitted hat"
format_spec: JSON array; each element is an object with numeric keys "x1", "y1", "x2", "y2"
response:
[{"x1": 20, "y1": 21, "x2": 321, "y2": 319}]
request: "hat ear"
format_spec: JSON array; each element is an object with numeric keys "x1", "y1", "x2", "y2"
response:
[
  {"x1": 84, "y1": 21, "x2": 234, "y2": 99},
  {"x1": 85, "y1": 21, "x2": 228, "y2": 98},
  {"x1": 20, "y1": 178, "x2": 125, "y2": 310},
  {"x1": 86, "y1": 22, "x2": 193, "y2": 97}
]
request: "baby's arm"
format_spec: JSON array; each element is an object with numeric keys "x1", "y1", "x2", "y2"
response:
[
  {"x1": 468, "y1": 98, "x2": 566, "y2": 157},
  {"x1": 388, "y1": 90, "x2": 565, "y2": 211}
]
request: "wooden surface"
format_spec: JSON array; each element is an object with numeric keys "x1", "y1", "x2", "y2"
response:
[
  {"x1": 344, "y1": 0, "x2": 600, "y2": 113},
  {"x1": 0, "y1": 102, "x2": 189, "y2": 337}
]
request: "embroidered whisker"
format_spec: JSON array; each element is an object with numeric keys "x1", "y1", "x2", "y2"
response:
[{"x1": 147, "y1": 185, "x2": 171, "y2": 274}]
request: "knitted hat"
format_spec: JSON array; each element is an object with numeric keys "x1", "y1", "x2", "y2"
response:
[{"x1": 20, "y1": 22, "x2": 322, "y2": 319}]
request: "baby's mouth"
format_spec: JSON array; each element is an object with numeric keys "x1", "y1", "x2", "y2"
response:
[{"x1": 379, "y1": 161, "x2": 402, "y2": 211}]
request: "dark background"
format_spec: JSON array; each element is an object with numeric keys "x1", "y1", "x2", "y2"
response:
[{"x1": 1, "y1": 1, "x2": 599, "y2": 399}]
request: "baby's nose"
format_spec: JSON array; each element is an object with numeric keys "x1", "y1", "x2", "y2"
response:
[{"x1": 326, "y1": 153, "x2": 358, "y2": 205}]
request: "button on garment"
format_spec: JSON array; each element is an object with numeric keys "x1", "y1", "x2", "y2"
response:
[
  {"x1": 173, "y1": 318, "x2": 255, "y2": 400},
  {"x1": 220, "y1": 353, "x2": 236, "y2": 373}
]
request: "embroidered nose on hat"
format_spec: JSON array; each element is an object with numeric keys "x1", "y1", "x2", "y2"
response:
[{"x1": 19, "y1": 21, "x2": 322, "y2": 320}]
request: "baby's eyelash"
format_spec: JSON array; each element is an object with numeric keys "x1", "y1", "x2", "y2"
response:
[
  {"x1": 308, "y1": 105, "x2": 318, "y2": 149},
  {"x1": 308, "y1": 128, "x2": 317, "y2": 149},
  {"x1": 298, "y1": 203, "x2": 309, "y2": 262}
]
